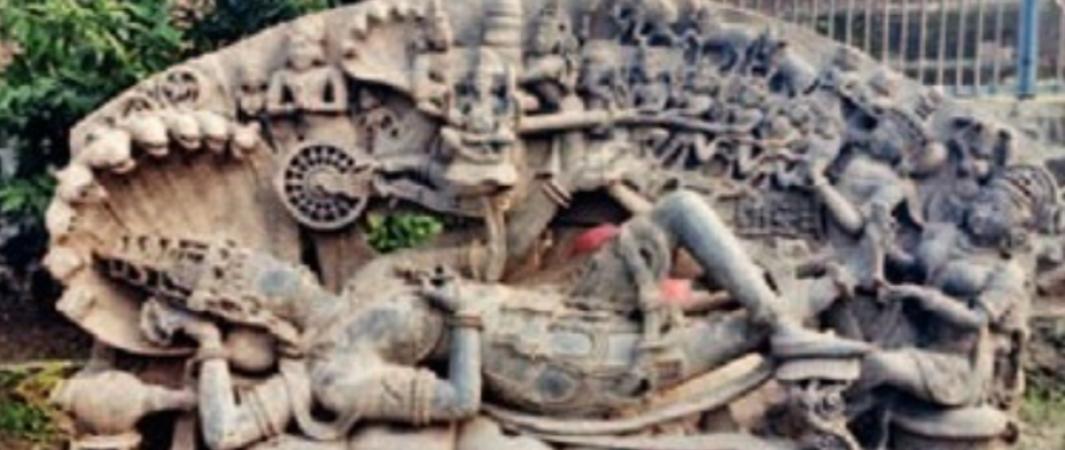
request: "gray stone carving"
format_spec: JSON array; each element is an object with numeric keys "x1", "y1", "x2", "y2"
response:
[{"x1": 41, "y1": 1, "x2": 1065, "y2": 449}]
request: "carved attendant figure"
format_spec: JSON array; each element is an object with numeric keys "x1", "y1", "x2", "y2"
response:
[
  {"x1": 266, "y1": 17, "x2": 348, "y2": 137},
  {"x1": 852, "y1": 166, "x2": 1052, "y2": 410}
]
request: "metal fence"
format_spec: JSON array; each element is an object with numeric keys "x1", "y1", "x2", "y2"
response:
[{"x1": 717, "y1": 0, "x2": 1065, "y2": 98}]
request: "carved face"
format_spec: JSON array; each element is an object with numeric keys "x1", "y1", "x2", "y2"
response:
[
  {"x1": 964, "y1": 187, "x2": 1027, "y2": 245},
  {"x1": 56, "y1": 164, "x2": 106, "y2": 204},
  {"x1": 239, "y1": 69, "x2": 269, "y2": 116},
  {"x1": 197, "y1": 113, "x2": 230, "y2": 154},
  {"x1": 127, "y1": 116, "x2": 170, "y2": 158},
  {"x1": 168, "y1": 114, "x2": 203, "y2": 151},
  {"x1": 288, "y1": 32, "x2": 325, "y2": 71},
  {"x1": 457, "y1": 70, "x2": 511, "y2": 134},
  {"x1": 530, "y1": 14, "x2": 569, "y2": 55}
]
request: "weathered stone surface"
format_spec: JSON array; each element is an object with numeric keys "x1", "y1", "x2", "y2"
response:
[{"x1": 40, "y1": 1, "x2": 1065, "y2": 449}]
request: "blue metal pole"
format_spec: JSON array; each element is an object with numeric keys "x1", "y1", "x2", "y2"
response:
[{"x1": 1017, "y1": 0, "x2": 1041, "y2": 98}]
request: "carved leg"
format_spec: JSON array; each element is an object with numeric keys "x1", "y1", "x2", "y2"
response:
[
  {"x1": 855, "y1": 349, "x2": 974, "y2": 408},
  {"x1": 648, "y1": 190, "x2": 785, "y2": 325},
  {"x1": 648, "y1": 191, "x2": 870, "y2": 358}
]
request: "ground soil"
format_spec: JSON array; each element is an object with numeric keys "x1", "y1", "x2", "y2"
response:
[{"x1": 0, "y1": 296, "x2": 90, "y2": 362}]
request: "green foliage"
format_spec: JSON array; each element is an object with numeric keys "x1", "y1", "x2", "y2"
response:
[
  {"x1": 0, "y1": 0, "x2": 363, "y2": 257},
  {"x1": 0, "y1": 0, "x2": 186, "y2": 176},
  {"x1": 0, "y1": 363, "x2": 75, "y2": 443},
  {"x1": 1020, "y1": 383, "x2": 1065, "y2": 449},
  {"x1": 0, "y1": 175, "x2": 55, "y2": 218},
  {"x1": 365, "y1": 213, "x2": 444, "y2": 253},
  {"x1": 186, "y1": 0, "x2": 359, "y2": 52}
]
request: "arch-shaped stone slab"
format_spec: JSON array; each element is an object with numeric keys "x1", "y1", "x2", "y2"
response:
[{"x1": 44, "y1": 1, "x2": 1063, "y2": 449}]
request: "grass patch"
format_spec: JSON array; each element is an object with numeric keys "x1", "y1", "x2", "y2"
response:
[
  {"x1": 0, "y1": 363, "x2": 75, "y2": 445},
  {"x1": 1019, "y1": 382, "x2": 1065, "y2": 450}
]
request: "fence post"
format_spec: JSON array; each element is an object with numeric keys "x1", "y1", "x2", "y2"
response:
[{"x1": 1017, "y1": 0, "x2": 1041, "y2": 98}]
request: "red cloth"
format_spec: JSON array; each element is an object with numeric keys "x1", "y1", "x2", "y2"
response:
[
  {"x1": 571, "y1": 224, "x2": 694, "y2": 305},
  {"x1": 569, "y1": 224, "x2": 621, "y2": 255},
  {"x1": 659, "y1": 278, "x2": 693, "y2": 305}
]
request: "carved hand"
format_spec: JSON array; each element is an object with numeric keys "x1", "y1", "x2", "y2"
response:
[
  {"x1": 418, "y1": 266, "x2": 467, "y2": 315},
  {"x1": 180, "y1": 316, "x2": 223, "y2": 349}
]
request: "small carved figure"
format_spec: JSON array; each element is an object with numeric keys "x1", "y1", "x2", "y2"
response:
[
  {"x1": 578, "y1": 43, "x2": 629, "y2": 112},
  {"x1": 411, "y1": 0, "x2": 454, "y2": 116},
  {"x1": 236, "y1": 62, "x2": 270, "y2": 119},
  {"x1": 682, "y1": 5, "x2": 757, "y2": 72},
  {"x1": 743, "y1": 29, "x2": 817, "y2": 97},
  {"x1": 611, "y1": 0, "x2": 682, "y2": 46},
  {"x1": 630, "y1": 47, "x2": 674, "y2": 113},
  {"x1": 809, "y1": 152, "x2": 919, "y2": 290},
  {"x1": 439, "y1": 50, "x2": 521, "y2": 194},
  {"x1": 522, "y1": 0, "x2": 581, "y2": 113},
  {"x1": 946, "y1": 116, "x2": 1014, "y2": 182},
  {"x1": 266, "y1": 18, "x2": 348, "y2": 118}
]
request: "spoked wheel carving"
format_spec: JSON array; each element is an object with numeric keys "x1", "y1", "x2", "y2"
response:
[{"x1": 276, "y1": 143, "x2": 376, "y2": 231}]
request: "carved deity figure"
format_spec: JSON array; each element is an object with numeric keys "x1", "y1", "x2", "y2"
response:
[
  {"x1": 266, "y1": 18, "x2": 348, "y2": 120},
  {"x1": 438, "y1": 50, "x2": 521, "y2": 195},
  {"x1": 96, "y1": 192, "x2": 862, "y2": 450},
  {"x1": 578, "y1": 44, "x2": 630, "y2": 113},
  {"x1": 522, "y1": 0, "x2": 582, "y2": 113}
]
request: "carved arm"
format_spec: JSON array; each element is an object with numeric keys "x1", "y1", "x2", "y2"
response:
[
  {"x1": 187, "y1": 323, "x2": 295, "y2": 450},
  {"x1": 810, "y1": 174, "x2": 864, "y2": 235},
  {"x1": 884, "y1": 284, "x2": 987, "y2": 330},
  {"x1": 417, "y1": 268, "x2": 484, "y2": 421},
  {"x1": 426, "y1": 314, "x2": 484, "y2": 420}
]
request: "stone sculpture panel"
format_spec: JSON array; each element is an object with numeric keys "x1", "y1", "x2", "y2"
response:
[{"x1": 41, "y1": 1, "x2": 1065, "y2": 449}]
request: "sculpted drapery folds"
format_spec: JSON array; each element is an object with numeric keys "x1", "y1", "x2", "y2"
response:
[{"x1": 42, "y1": 1, "x2": 1063, "y2": 450}]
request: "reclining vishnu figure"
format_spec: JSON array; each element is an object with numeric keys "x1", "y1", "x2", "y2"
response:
[{"x1": 94, "y1": 190, "x2": 866, "y2": 449}]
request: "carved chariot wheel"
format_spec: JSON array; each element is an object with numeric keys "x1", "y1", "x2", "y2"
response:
[{"x1": 276, "y1": 142, "x2": 376, "y2": 231}]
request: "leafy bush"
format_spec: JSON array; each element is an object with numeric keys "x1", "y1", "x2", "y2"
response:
[
  {"x1": 0, "y1": 175, "x2": 55, "y2": 218},
  {"x1": 0, "y1": 0, "x2": 360, "y2": 285},
  {"x1": 0, "y1": 0, "x2": 359, "y2": 198},
  {"x1": 0, "y1": 363, "x2": 75, "y2": 444},
  {"x1": 186, "y1": 0, "x2": 358, "y2": 52},
  {"x1": 0, "y1": 0, "x2": 186, "y2": 177},
  {"x1": 366, "y1": 213, "x2": 444, "y2": 253}
]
